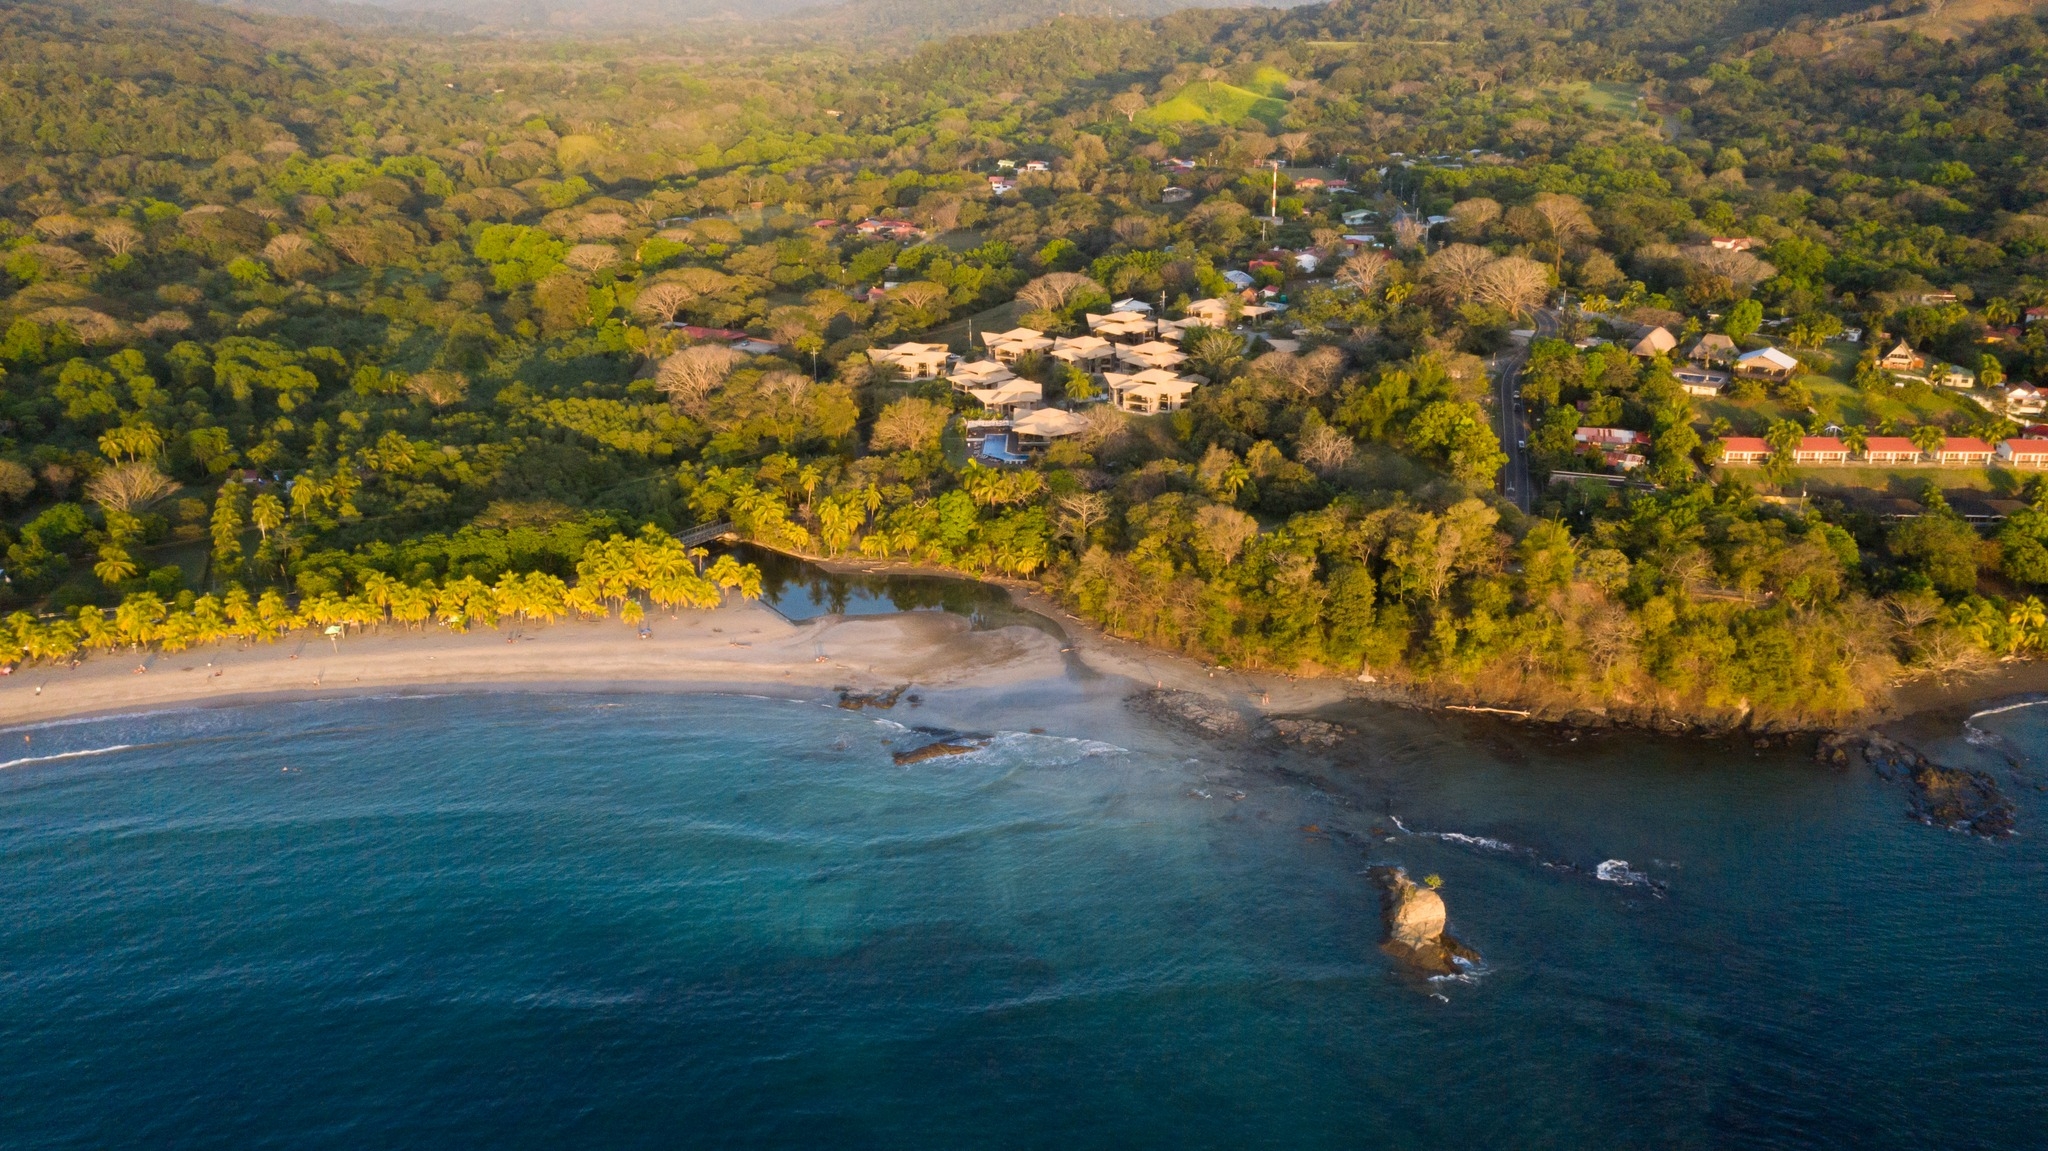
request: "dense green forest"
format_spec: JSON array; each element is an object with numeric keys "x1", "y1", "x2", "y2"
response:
[{"x1": 6, "y1": 0, "x2": 2048, "y2": 723}]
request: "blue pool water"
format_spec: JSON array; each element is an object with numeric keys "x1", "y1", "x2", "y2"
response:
[{"x1": 1, "y1": 690, "x2": 2043, "y2": 1147}]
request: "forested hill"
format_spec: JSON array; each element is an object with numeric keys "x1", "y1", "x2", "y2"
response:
[
  {"x1": 13, "y1": 0, "x2": 2048, "y2": 722},
  {"x1": 207, "y1": 0, "x2": 1320, "y2": 38}
]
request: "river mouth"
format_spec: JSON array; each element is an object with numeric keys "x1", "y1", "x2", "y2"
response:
[{"x1": 727, "y1": 543, "x2": 1060, "y2": 633}]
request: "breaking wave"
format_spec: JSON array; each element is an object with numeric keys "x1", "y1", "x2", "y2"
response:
[{"x1": 0, "y1": 744, "x2": 135, "y2": 771}]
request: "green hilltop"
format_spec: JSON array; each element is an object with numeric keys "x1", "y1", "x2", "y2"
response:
[{"x1": 1139, "y1": 68, "x2": 1292, "y2": 128}]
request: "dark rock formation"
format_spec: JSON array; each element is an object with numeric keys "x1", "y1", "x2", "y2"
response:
[
  {"x1": 892, "y1": 736, "x2": 990, "y2": 765},
  {"x1": 1132, "y1": 689, "x2": 1248, "y2": 737},
  {"x1": 1262, "y1": 717, "x2": 1350, "y2": 747},
  {"x1": 838, "y1": 685, "x2": 909, "y2": 710},
  {"x1": 1854, "y1": 732, "x2": 2016, "y2": 837}
]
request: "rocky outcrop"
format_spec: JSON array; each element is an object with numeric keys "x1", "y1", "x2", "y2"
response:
[
  {"x1": 1370, "y1": 867, "x2": 1481, "y2": 975},
  {"x1": 1261, "y1": 717, "x2": 1350, "y2": 747},
  {"x1": 892, "y1": 737, "x2": 989, "y2": 765},
  {"x1": 1132, "y1": 689, "x2": 1248, "y2": 737},
  {"x1": 1850, "y1": 732, "x2": 2016, "y2": 837},
  {"x1": 838, "y1": 685, "x2": 909, "y2": 710}
]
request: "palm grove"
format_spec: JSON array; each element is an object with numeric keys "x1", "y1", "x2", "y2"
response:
[{"x1": 5, "y1": 0, "x2": 2048, "y2": 722}]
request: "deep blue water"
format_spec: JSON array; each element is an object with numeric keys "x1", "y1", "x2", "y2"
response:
[{"x1": 1, "y1": 688, "x2": 2043, "y2": 1148}]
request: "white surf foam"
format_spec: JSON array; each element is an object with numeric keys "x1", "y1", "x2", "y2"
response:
[
  {"x1": 0, "y1": 744, "x2": 135, "y2": 771},
  {"x1": 1595, "y1": 859, "x2": 1651, "y2": 886}
]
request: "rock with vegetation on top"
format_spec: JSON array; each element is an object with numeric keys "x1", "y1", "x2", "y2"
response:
[{"x1": 1370, "y1": 866, "x2": 1481, "y2": 976}]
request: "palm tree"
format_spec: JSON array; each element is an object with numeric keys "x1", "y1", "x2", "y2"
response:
[
  {"x1": 1909, "y1": 423, "x2": 1947, "y2": 459},
  {"x1": 2009, "y1": 596, "x2": 2046, "y2": 654},
  {"x1": 1842, "y1": 425, "x2": 1870, "y2": 456}
]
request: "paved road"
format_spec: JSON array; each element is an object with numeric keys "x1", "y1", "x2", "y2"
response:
[{"x1": 1492, "y1": 308, "x2": 1559, "y2": 512}]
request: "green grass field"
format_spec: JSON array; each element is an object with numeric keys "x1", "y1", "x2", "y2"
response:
[
  {"x1": 1696, "y1": 340, "x2": 1994, "y2": 434},
  {"x1": 1720, "y1": 462, "x2": 2014, "y2": 496},
  {"x1": 1544, "y1": 80, "x2": 1646, "y2": 117},
  {"x1": 1141, "y1": 80, "x2": 1288, "y2": 129}
]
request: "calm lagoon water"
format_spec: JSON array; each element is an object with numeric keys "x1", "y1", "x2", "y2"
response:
[{"x1": 1, "y1": 682, "x2": 2043, "y2": 1147}]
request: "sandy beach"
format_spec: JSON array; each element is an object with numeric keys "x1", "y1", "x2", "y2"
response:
[
  {"x1": 3, "y1": 562, "x2": 2035, "y2": 737},
  {"x1": 0, "y1": 600, "x2": 1085, "y2": 729},
  {"x1": 0, "y1": 583, "x2": 1365, "y2": 734}
]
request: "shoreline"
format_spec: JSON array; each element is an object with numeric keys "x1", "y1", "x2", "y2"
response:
[
  {"x1": 0, "y1": 599, "x2": 1083, "y2": 732},
  {"x1": 5, "y1": 552, "x2": 2042, "y2": 744}
]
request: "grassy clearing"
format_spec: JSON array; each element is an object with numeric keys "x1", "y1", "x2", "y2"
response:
[
  {"x1": 1721, "y1": 463, "x2": 2007, "y2": 493},
  {"x1": 1141, "y1": 81, "x2": 1288, "y2": 129},
  {"x1": 1244, "y1": 66, "x2": 1293, "y2": 98},
  {"x1": 1697, "y1": 340, "x2": 1994, "y2": 434},
  {"x1": 1545, "y1": 80, "x2": 1645, "y2": 117},
  {"x1": 923, "y1": 299, "x2": 1022, "y2": 354}
]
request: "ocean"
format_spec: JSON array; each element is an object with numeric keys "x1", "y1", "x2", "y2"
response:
[{"x1": 1, "y1": 675, "x2": 2043, "y2": 1146}]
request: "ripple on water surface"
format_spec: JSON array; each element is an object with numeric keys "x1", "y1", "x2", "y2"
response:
[{"x1": 0, "y1": 692, "x2": 2043, "y2": 1148}]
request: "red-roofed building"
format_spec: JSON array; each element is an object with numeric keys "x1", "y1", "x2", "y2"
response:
[
  {"x1": 1720, "y1": 436, "x2": 1770, "y2": 463},
  {"x1": 1792, "y1": 436, "x2": 1849, "y2": 464},
  {"x1": 1862, "y1": 436, "x2": 1922, "y2": 465},
  {"x1": 1938, "y1": 436, "x2": 1994, "y2": 465},
  {"x1": 1998, "y1": 439, "x2": 2048, "y2": 468}
]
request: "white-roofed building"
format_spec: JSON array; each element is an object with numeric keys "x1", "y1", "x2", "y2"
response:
[
  {"x1": 968, "y1": 379, "x2": 1045, "y2": 419},
  {"x1": 1110, "y1": 298, "x2": 1155, "y2": 313},
  {"x1": 1105, "y1": 368, "x2": 1202, "y2": 414},
  {"x1": 1085, "y1": 311, "x2": 1158, "y2": 342},
  {"x1": 1012, "y1": 406, "x2": 1090, "y2": 448},
  {"x1": 948, "y1": 359, "x2": 1016, "y2": 391},
  {"x1": 1116, "y1": 341, "x2": 1188, "y2": 371},
  {"x1": 1735, "y1": 346, "x2": 1800, "y2": 381},
  {"x1": 868, "y1": 342, "x2": 953, "y2": 379},
  {"x1": 1050, "y1": 334, "x2": 1118, "y2": 370},
  {"x1": 983, "y1": 327, "x2": 1054, "y2": 364}
]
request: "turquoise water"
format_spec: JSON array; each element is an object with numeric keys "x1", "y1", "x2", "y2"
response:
[{"x1": 1, "y1": 688, "x2": 2043, "y2": 1147}]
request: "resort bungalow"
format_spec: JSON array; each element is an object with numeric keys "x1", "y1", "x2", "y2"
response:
[
  {"x1": 984, "y1": 327, "x2": 1055, "y2": 363},
  {"x1": 1085, "y1": 311, "x2": 1159, "y2": 342},
  {"x1": 1937, "y1": 436, "x2": 1995, "y2": 466},
  {"x1": 1116, "y1": 341, "x2": 1189, "y2": 371},
  {"x1": 1720, "y1": 436, "x2": 1770, "y2": 464},
  {"x1": 1049, "y1": 334, "x2": 1118, "y2": 370},
  {"x1": 1110, "y1": 297, "x2": 1154, "y2": 314},
  {"x1": 968, "y1": 379, "x2": 1044, "y2": 420},
  {"x1": 1011, "y1": 406, "x2": 1090, "y2": 450},
  {"x1": 1674, "y1": 366, "x2": 1731, "y2": 397},
  {"x1": 1687, "y1": 333, "x2": 1738, "y2": 366},
  {"x1": 1630, "y1": 326, "x2": 1678, "y2": 358},
  {"x1": 1998, "y1": 439, "x2": 2048, "y2": 468},
  {"x1": 1106, "y1": 369, "x2": 1202, "y2": 415},
  {"x1": 1792, "y1": 436, "x2": 1850, "y2": 464},
  {"x1": 1735, "y1": 346, "x2": 1800, "y2": 381},
  {"x1": 1862, "y1": 436, "x2": 1922, "y2": 465},
  {"x1": 868, "y1": 342, "x2": 952, "y2": 379},
  {"x1": 1879, "y1": 341, "x2": 1926, "y2": 372},
  {"x1": 948, "y1": 359, "x2": 1016, "y2": 391}
]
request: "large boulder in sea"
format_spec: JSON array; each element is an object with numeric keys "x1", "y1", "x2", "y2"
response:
[{"x1": 1371, "y1": 867, "x2": 1480, "y2": 976}]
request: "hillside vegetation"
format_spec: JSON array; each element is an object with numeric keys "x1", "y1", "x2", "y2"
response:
[{"x1": 8, "y1": 0, "x2": 2048, "y2": 723}]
